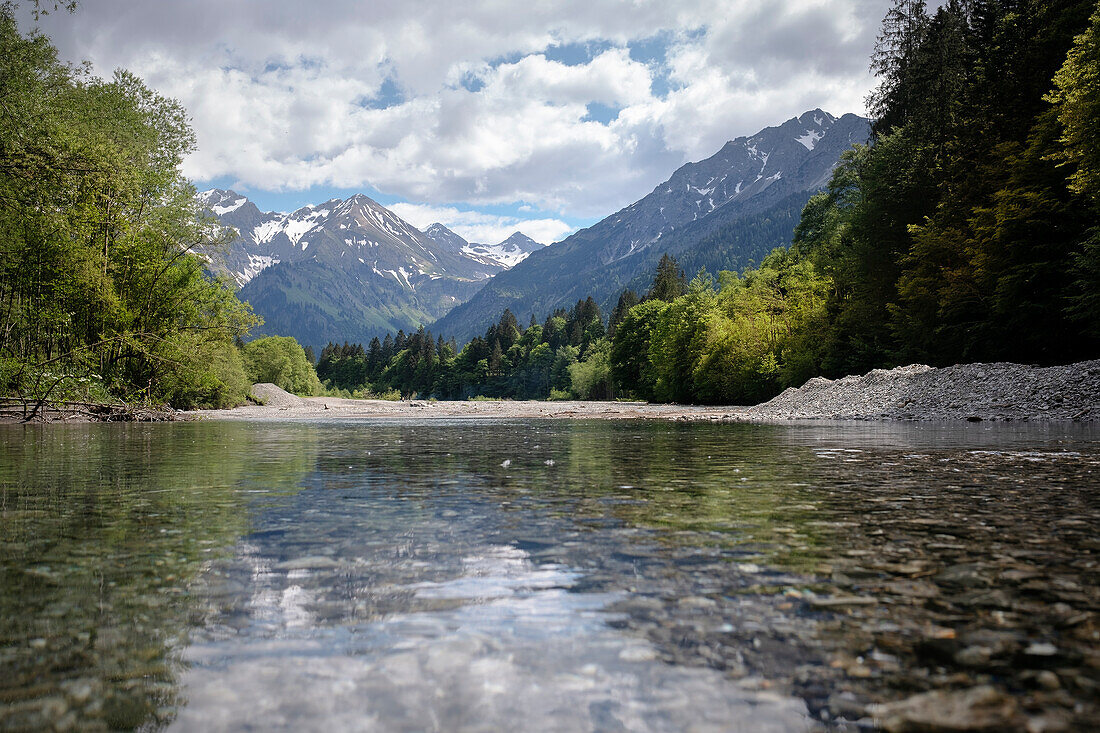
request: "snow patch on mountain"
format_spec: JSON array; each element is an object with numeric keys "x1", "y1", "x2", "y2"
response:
[
  {"x1": 796, "y1": 129, "x2": 824, "y2": 150},
  {"x1": 252, "y1": 219, "x2": 284, "y2": 246},
  {"x1": 424, "y1": 224, "x2": 546, "y2": 271},
  {"x1": 212, "y1": 197, "x2": 246, "y2": 215},
  {"x1": 284, "y1": 216, "x2": 320, "y2": 246},
  {"x1": 461, "y1": 232, "x2": 543, "y2": 269},
  {"x1": 243, "y1": 254, "x2": 279, "y2": 282}
]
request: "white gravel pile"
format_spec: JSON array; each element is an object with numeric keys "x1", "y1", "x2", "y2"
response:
[
  {"x1": 747, "y1": 360, "x2": 1100, "y2": 421},
  {"x1": 249, "y1": 383, "x2": 309, "y2": 408}
]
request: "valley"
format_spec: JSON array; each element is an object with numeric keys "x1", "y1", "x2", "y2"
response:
[
  {"x1": 200, "y1": 109, "x2": 870, "y2": 349},
  {"x1": 197, "y1": 190, "x2": 546, "y2": 349}
]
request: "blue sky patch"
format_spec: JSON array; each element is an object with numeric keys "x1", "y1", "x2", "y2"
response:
[
  {"x1": 584, "y1": 102, "x2": 622, "y2": 124},
  {"x1": 359, "y1": 77, "x2": 404, "y2": 109},
  {"x1": 458, "y1": 70, "x2": 485, "y2": 92},
  {"x1": 543, "y1": 39, "x2": 613, "y2": 66}
]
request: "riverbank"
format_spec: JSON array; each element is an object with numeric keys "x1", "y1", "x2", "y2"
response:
[
  {"x1": 194, "y1": 383, "x2": 729, "y2": 421},
  {"x1": 742, "y1": 359, "x2": 1100, "y2": 422},
  {"x1": 191, "y1": 359, "x2": 1100, "y2": 423},
  {"x1": 0, "y1": 398, "x2": 176, "y2": 424}
]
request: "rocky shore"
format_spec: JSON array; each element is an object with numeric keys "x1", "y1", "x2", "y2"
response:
[
  {"x1": 743, "y1": 359, "x2": 1100, "y2": 422},
  {"x1": 196, "y1": 359, "x2": 1100, "y2": 423}
]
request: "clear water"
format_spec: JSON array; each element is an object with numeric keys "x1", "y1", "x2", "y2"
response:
[{"x1": 1, "y1": 420, "x2": 1097, "y2": 731}]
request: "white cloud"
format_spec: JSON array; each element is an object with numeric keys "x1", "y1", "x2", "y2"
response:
[
  {"x1": 389, "y1": 203, "x2": 575, "y2": 245},
  {"x1": 477, "y1": 48, "x2": 653, "y2": 107},
  {"x1": 25, "y1": 0, "x2": 889, "y2": 220}
]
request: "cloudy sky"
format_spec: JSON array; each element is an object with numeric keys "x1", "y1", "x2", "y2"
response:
[{"x1": 25, "y1": 0, "x2": 890, "y2": 243}]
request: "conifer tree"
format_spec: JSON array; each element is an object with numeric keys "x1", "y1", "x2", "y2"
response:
[
  {"x1": 647, "y1": 254, "x2": 687, "y2": 302},
  {"x1": 608, "y1": 289, "x2": 640, "y2": 338}
]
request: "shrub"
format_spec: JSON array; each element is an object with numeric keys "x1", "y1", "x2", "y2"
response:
[{"x1": 242, "y1": 336, "x2": 323, "y2": 396}]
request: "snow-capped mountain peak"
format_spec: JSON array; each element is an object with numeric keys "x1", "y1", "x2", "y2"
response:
[
  {"x1": 422, "y1": 226, "x2": 546, "y2": 270},
  {"x1": 196, "y1": 190, "x2": 555, "y2": 349},
  {"x1": 423, "y1": 223, "x2": 469, "y2": 254},
  {"x1": 199, "y1": 189, "x2": 249, "y2": 216},
  {"x1": 462, "y1": 231, "x2": 545, "y2": 269},
  {"x1": 197, "y1": 189, "x2": 546, "y2": 291}
]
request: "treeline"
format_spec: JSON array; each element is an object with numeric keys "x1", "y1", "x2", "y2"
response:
[
  {"x1": 317, "y1": 296, "x2": 609, "y2": 400},
  {"x1": 793, "y1": 0, "x2": 1100, "y2": 373},
  {"x1": 322, "y1": 0, "x2": 1100, "y2": 405},
  {"x1": 314, "y1": 251, "x2": 824, "y2": 404},
  {"x1": 0, "y1": 9, "x2": 260, "y2": 409},
  {"x1": 613, "y1": 0, "x2": 1100, "y2": 402}
]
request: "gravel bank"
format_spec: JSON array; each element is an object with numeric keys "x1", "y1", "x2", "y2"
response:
[
  {"x1": 194, "y1": 384, "x2": 726, "y2": 421},
  {"x1": 745, "y1": 359, "x2": 1100, "y2": 421},
  {"x1": 198, "y1": 360, "x2": 1100, "y2": 422}
]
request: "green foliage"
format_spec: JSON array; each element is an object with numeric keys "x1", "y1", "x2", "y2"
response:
[
  {"x1": 650, "y1": 272, "x2": 719, "y2": 402},
  {"x1": 156, "y1": 333, "x2": 252, "y2": 409},
  {"x1": 607, "y1": 289, "x2": 639, "y2": 338},
  {"x1": 609, "y1": 299, "x2": 667, "y2": 399},
  {"x1": 314, "y1": 296, "x2": 608, "y2": 401},
  {"x1": 1049, "y1": 3, "x2": 1100, "y2": 202},
  {"x1": 1049, "y1": 3, "x2": 1100, "y2": 337},
  {"x1": 646, "y1": 254, "x2": 687, "y2": 302},
  {"x1": 788, "y1": 0, "x2": 1100, "y2": 371},
  {"x1": 568, "y1": 339, "x2": 613, "y2": 400},
  {"x1": 0, "y1": 11, "x2": 258, "y2": 410},
  {"x1": 242, "y1": 337, "x2": 323, "y2": 396},
  {"x1": 604, "y1": 250, "x2": 831, "y2": 405}
]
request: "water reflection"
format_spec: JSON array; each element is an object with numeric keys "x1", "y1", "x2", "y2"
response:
[
  {"x1": 1, "y1": 420, "x2": 1097, "y2": 731},
  {"x1": 0, "y1": 424, "x2": 319, "y2": 730}
]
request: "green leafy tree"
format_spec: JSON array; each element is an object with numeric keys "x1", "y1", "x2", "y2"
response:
[
  {"x1": 609, "y1": 299, "x2": 667, "y2": 400},
  {"x1": 1049, "y1": 3, "x2": 1100, "y2": 335},
  {"x1": 650, "y1": 272, "x2": 719, "y2": 402},
  {"x1": 1050, "y1": 2, "x2": 1100, "y2": 201},
  {"x1": 242, "y1": 337, "x2": 323, "y2": 396},
  {"x1": 568, "y1": 338, "x2": 613, "y2": 400},
  {"x1": 0, "y1": 10, "x2": 258, "y2": 410},
  {"x1": 607, "y1": 289, "x2": 640, "y2": 338}
]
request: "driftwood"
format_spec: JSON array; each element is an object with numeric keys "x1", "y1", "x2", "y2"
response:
[{"x1": 0, "y1": 397, "x2": 176, "y2": 423}]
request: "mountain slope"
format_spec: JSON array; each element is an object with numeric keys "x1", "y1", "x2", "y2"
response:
[
  {"x1": 198, "y1": 192, "x2": 504, "y2": 349},
  {"x1": 432, "y1": 110, "x2": 870, "y2": 343},
  {"x1": 423, "y1": 224, "x2": 545, "y2": 270}
]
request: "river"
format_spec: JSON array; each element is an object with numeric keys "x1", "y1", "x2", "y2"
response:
[{"x1": 1, "y1": 420, "x2": 1097, "y2": 731}]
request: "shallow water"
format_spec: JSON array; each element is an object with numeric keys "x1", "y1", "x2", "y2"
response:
[{"x1": 1, "y1": 420, "x2": 1098, "y2": 731}]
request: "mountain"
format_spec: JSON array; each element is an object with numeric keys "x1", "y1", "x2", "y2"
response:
[
  {"x1": 422, "y1": 222, "x2": 470, "y2": 257},
  {"x1": 197, "y1": 191, "x2": 516, "y2": 350},
  {"x1": 431, "y1": 109, "x2": 870, "y2": 343},
  {"x1": 423, "y1": 224, "x2": 545, "y2": 270}
]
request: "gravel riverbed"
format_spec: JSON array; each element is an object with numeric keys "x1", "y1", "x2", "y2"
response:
[
  {"x1": 199, "y1": 359, "x2": 1100, "y2": 423},
  {"x1": 744, "y1": 359, "x2": 1100, "y2": 422}
]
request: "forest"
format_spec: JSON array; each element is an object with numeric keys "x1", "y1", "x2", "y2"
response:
[
  {"x1": 3, "y1": 0, "x2": 1098, "y2": 409},
  {"x1": 318, "y1": 0, "x2": 1100, "y2": 404},
  {"x1": 0, "y1": 6, "x2": 261, "y2": 410}
]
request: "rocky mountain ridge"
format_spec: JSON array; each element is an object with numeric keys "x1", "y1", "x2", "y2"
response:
[
  {"x1": 199, "y1": 190, "x2": 546, "y2": 287},
  {"x1": 432, "y1": 109, "x2": 871, "y2": 343},
  {"x1": 422, "y1": 223, "x2": 544, "y2": 270},
  {"x1": 197, "y1": 190, "x2": 545, "y2": 349}
]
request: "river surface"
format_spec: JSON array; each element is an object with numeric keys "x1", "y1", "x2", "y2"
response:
[{"x1": 1, "y1": 420, "x2": 1098, "y2": 731}]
